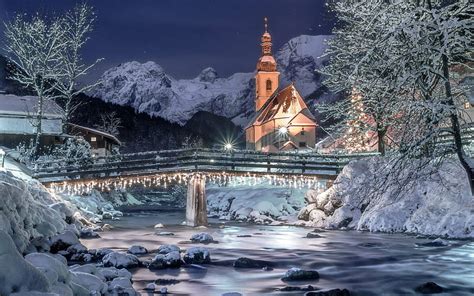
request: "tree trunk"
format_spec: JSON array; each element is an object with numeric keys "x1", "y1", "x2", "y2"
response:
[
  {"x1": 376, "y1": 124, "x2": 386, "y2": 156},
  {"x1": 62, "y1": 97, "x2": 72, "y2": 134},
  {"x1": 33, "y1": 94, "x2": 44, "y2": 157},
  {"x1": 442, "y1": 54, "x2": 474, "y2": 195}
]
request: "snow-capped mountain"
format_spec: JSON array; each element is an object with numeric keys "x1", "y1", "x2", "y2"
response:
[{"x1": 90, "y1": 35, "x2": 332, "y2": 127}]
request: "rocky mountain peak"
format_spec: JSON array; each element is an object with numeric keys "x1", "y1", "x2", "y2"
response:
[
  {"x1": 90, "y1": 35, "x2": 334, "y2": 127},
  {"x1": 197, "y1": 67, "x2": 218, "y2": 83}
]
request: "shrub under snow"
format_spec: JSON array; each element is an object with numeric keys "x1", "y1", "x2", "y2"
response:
[{"x1": 298, "y1": 158, "x2": 474, "y2": 238}]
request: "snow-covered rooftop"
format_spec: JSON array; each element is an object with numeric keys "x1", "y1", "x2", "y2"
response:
[{"x1": 0, "y1": 94, "x2": 63, "y2": 118}]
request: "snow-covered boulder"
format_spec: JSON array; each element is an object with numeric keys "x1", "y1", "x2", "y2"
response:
[
  {"x1": 79, "y1": 227, "x2": 100, "y2": 238},
  {"x1": 70, "y1": 264, "x2": 106, "y2": 281},
  {"x1": 70, "y1": 272, "x2": 107, "y2": 295},
  {"x1": 127, "y1": 245, "x2": 148, "y2": 255},
  {"x1": 50, "y1": 231, "x2": 80, "y2": 253},
  {"x1": 25, "y1": 253, "x2": 70, "y2": 284},
  {"x1": 60, "y1": 190, "x2": 123, "y2": 222},
  {"x1": 190, "y1": 232, "x2": 215, "y2": 244},
  {"x1": 183, "y1": 247, "x2": 211, "y2": 264},
  {"x1": 102, "y1": 252, "x2": 140, "y2": 269},
  {"x1": 0, "y1": 231, "x2": 51, "y2": 295},
  {"x1": 149, "y1": 251, "x2": 182, "y2": 269},
  {"x1": 0, "y1": 172, "x2": 68, "y2": 252},
  {"x1": 97, "y1": 267, "x2": 132, "y2": 281},
  {"x1": 299, "y1": 158, "x2": 474, "y2": 238},
  {"x1": 107, "y1": 277, "x2": 139, "y2": 295},
  {"x1": 282, "y1": 268, "x2": 320, "y2": 281},
  {"x1": 207, "y1": 186, "x2": 306, "y2": 224},
  {"x1": 157, "y1": 244, "x2": 180, "y2": 254}
]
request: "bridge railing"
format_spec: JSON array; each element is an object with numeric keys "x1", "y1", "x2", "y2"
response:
[{"x1": 30, "y1": 148, "x2": 379, "y2": 181}]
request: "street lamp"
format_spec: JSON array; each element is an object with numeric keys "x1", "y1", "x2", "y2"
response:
[
  {"x1": 224, "y1": 143, "x2": 233, "y2": 151},
  {"x1": 0, "y1": 149, "x2": 5, "y2": 168}
]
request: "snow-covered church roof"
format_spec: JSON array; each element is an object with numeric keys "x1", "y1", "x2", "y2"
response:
[{"x1": 0, "y1": 93, "x2": 63, "y2": 118}]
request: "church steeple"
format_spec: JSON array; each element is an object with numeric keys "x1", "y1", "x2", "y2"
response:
[
  {"x1": 255, "y1": 17, "x2": 279, "y2": 111},
  {"x1": 257, "y1": 17, "x2": 277, "y2": 72}
]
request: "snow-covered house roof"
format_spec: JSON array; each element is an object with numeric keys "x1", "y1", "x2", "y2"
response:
[
  {"x1": 0, "y1": 94, "x2": 63, "y2": 136},
  {"x1": 68, "y1": 123, "x2": 121, "y2": 145},
  {"x1": 0, "y1": 94, "x2": 63, "y2": 118}
]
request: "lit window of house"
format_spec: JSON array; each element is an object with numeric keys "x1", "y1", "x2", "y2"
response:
[
  {"x1": 464, "y1": 102, "x2": 471, "y2": 109},
  {"x1": 91, "y1": 136, "x2": 97, "y2": 142}
]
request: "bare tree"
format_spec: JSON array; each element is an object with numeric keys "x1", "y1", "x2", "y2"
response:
[
  {"x1": 94, "y1": 111, "x2": 122, "y2": 137},
  {"x1": 55, "y1": 3, "x2": 102, "y2": 133},
  {"x1": 3, "y1": 14, "x2": 64, "y2": 155}
]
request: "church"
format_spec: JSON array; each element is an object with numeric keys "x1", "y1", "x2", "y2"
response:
[{"x1": 245, "y1": 19, "x2": 317, "y2": 152}]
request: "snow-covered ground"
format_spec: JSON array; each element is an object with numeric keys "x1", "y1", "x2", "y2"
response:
[
  {"x1": 0, "y1": 159, "x2": 142, "y2": 295},
  {"x1": 207, "y1": 185, "x2": 306, "y2": 224},
  {"x1": 297, "y1": 158, "x2": 474, "y2": 238},
  {"x1": 91, "y1": 35, "x2": 333, "y2": 127}
]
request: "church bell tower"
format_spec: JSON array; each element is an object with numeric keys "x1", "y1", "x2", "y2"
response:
[{"x1": 255, "y1": 17, "x2": 280, "y2": 111}]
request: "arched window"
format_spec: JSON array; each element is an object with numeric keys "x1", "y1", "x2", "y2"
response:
[{"x1": 266, "y1": 79, "x2": 272, "y2": 91}]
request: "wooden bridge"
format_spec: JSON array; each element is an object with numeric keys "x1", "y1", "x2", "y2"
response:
[
  {"x1": 30, "y1": 148, "x2": 377, "y2": 226},
  {"x1": 32, "y1": 148, "x2": 376, "y2": 182}
]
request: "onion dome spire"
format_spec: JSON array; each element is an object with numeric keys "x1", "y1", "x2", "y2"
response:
[{"x1": 257, "y1": 17, "x2": 277, "y2": 72}]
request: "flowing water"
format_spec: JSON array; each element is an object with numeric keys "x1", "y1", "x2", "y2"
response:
[{"x1": 82, "y1": 211, "x2": 474, "y2": 296}]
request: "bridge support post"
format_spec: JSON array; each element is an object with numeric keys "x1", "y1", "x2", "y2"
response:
[{"x1": 186, "y1": 174, "x2": 208, "y2": 227}]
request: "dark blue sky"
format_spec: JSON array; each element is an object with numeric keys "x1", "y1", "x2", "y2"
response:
[{"x1": 0, "y1": 0, "x2": 334, "y2": 81}]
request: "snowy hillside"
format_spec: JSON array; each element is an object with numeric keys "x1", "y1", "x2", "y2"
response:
[
  {"x1": 298, "y1": 158, "x2": 474, "y2": 238},
  {"x1": 91, "y1": 35, "x2": 332, "y2": 127}
]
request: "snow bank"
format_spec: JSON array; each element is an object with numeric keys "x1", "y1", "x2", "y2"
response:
[
  {"x1": 60, "y1": 190, "x2": 124, "y2": 222},
  {"x1": 0, "y1": 171, "x2": 67, "y2": 252},
  {"x1": 298, "y1": 158, "x2": 474, "y2": 238},
  {"x1": 207, "y1": 186, "x2": 306, "y2": 224}
]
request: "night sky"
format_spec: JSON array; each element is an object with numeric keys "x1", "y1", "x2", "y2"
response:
[{"x1": 0, "y1": 0, "x2": 334, "y2": 81}]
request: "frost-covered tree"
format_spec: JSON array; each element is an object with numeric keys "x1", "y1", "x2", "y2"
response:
[
  {"x1": 322, "y1": 0, "x2": 474, "y2": 193},
  {"x1": 54, "y1": 4, "x2": 102, "y2": 133},
  {"x1": 94, "y1": 111, "x2": 122, "y2": 137},
  {"x1": 320, "y1": 1, "x2": 402, "y2": 155},
  {"x1": 3, "y1": 14, "x2": 64, "y2": 155}
]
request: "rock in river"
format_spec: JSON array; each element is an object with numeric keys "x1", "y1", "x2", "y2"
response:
[
  {"x1": 414, "y1": 282, "x2": 444, "y2": 294},
  {"x1": 183, "y1": 247, "x2": 211, "y2": 264},
  {"x1": 102, "y1": 252, "x2": 140, "y2": 269},
  {"x1": 127, "y1": 245, "x2": 148, "y2": 255},
  {"x1": 282, "y1": 268, "x2": 319, "y2": 281},
  {"x1": 233, "y1": 257, "x2": 273, "y2": 269},
  {"x1": 149, "y1": 251, "x2": 182, "y2": 269},
  {"x1": 190, "y1": 232, "x2": 215, "y2": 243},
  {"x1": 305, "y1": 289, "x2": 351, "y2": 296}
]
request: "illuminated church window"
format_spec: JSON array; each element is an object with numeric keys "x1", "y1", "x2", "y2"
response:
[{"x1": 266, "y1": 79, "x2": 272, "y2": 91}]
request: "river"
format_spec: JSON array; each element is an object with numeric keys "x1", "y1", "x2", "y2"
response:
[{"x1": 81, "y1": 211, "x2": 474, "y2": 296}]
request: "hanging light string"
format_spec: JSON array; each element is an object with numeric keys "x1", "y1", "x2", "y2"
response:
[{"x1": 46, "y1": 171, "x2": 326, "y2": 195}]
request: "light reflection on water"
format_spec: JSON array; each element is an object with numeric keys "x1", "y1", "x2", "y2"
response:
[{"x1": 81, "y1": 211, "x2": 474, "y2": 296}]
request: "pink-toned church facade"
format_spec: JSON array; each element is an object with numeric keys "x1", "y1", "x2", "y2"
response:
[{"x1": 245, "y1": 19, "x2": 317, "y2": 152}]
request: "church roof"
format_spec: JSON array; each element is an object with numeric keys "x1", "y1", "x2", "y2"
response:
[{"x1": 246, "y1": 84, "x2": 316, "y2": 129}]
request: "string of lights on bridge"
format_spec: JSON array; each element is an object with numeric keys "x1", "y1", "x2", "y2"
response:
[{"x1": 47, "y1": 171, "x2": 328, "y2": 195}]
